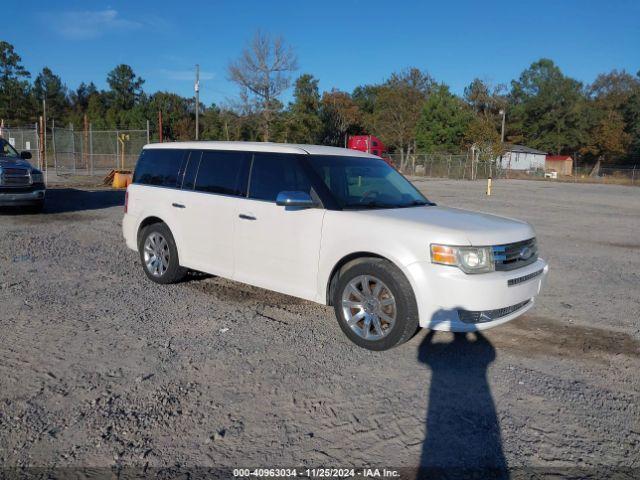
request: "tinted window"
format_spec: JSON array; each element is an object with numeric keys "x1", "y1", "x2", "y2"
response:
[
  {"x1": 180, "y1": 151, "x2": 201, "y2": 190},
  {"x1": 248, "y1": 153, "x2": 311, "y2": 202},
  {"x1": 133, "y1": 149, "x2": 185, "y2": 187},
  {"x1": 194, "y1": 150, "x2": 250, "y2": 196},
  {"x1": 309, "y1": 156, "x2": 429, "y2": 209}
]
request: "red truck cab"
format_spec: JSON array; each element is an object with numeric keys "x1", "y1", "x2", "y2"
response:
[{"x1": 347, "y1": 135, "x2": 394, "y2": 166}]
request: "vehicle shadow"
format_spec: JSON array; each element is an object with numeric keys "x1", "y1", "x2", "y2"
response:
[
  {"x1": 45, "y1": 188, "x2": 126, "y2": 213},
  {"x1": 416, "y1": 330, "x2": 508, "y2": 479},
  {"x1": 0, "y1": 188, "x2": 125, "y2": 215}
]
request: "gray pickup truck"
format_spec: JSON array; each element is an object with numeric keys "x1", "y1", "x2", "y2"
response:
[{"x1": 0, "y1": 137, "x2": 45, "y2": 211}]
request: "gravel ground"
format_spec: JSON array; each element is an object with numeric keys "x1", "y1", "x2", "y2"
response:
[{"x1": 0, "y1": 179, "x2": 638, "y2": 477}]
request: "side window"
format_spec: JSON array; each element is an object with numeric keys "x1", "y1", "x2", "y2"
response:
[
  {"x1": 180, "y1": 151, "x2": 201, "y2": 190},
  {"x1": 194, "y1": 150, "x2": 250, "y2": 196},
  {"x1": 248, "y1": 153, "x2": 311, "y2": 202},
  {"x1": 133, "y1": 149, "x2": 185, "y2": 187}
]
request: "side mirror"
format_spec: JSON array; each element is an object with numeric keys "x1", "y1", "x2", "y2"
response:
[
  {"x1": 276, "y1": 191, "x2": 315, "y2": 208},
  {"x1": 20, "y1": 151, "x2": 32, "y2": 160}
]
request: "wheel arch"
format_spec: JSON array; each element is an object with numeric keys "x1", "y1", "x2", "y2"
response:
[
  {"x1": 326, "y1": 251, "x2": 398, "y2": 306},
  {"x1": 137, "y1": 216, "x2": 165, "y2": 245}
]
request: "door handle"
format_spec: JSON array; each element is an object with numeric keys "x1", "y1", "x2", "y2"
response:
[
  {"x1": 172, "y1": 203, "x2": 186, "y2": 209},
  {"x1": 238, "y1": 213, "x2": 256, "y2": 220}
]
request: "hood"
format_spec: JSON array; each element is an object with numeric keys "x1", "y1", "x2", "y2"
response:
[
  {"x1": 0, "y1": 158, "x2": 33, "y2": 169},
  {"x1": 348, "y1": 205, "x2": 535, "y2": 246}
]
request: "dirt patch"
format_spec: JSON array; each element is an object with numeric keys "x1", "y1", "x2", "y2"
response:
[{"x1": 491, "y1": 315, "x2": 640, "y2": 363}]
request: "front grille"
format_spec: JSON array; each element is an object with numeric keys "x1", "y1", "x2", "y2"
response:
[
  {"x1": 458, "y1": 300, "x2": 531, "y2": 324},
  {"x1": 2, "y1": 168, "x2": 27, "y2": 175},
  {"x1": 508, "y1": 268, "x2": 544, "y2": 287},
  {"x1": 492, "y1": 238, "x2": 537, "y2": 271},
  {"x1": 0, "y1": 168, "x2": 30, "y2": 187}
]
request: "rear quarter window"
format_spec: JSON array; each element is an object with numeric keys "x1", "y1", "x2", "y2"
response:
[
  {"x1": 194, "y1": 150, "x2": 250, "y2": 196},
  {"x1": 133, "y1": 149, "x2": 185, "y2": 187}
]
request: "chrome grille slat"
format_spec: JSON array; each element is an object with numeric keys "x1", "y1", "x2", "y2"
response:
[
  {"x1": 492, "y1": 238, "x2": 537, "y2": 271},
  {"x1": 508, "y1": 268, "x2": 544, "y2": 287},
  {"x1": 0, "y1": 167, "x2": 31, "y2": 187}
]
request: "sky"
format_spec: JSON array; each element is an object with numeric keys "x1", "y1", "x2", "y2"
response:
[{"x1": 3, "y1": 0, "x2": 639, "y2": 106}]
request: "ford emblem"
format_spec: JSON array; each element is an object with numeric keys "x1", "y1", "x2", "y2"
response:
[{"x1": 520, "y1": 246, "x2": 533, "y2": 260}]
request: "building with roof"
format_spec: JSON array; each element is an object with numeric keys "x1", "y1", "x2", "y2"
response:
[
  {"x1": 499, "y1": 144, "x2": 547, "y2": 171},
  {"x1": 545, "y1": 155, "x2": 573, "y2": 176}
]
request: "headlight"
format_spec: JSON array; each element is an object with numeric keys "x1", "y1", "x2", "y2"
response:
[
  {"x1": 31, "y1": 172, "x2": 44, "y2": 183},
  {"x1": 431, "y1": 244, "x2": 494, "y2": 274}
]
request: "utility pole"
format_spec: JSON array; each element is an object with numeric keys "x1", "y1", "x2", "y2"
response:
[
  {"x1": 195, "y1": 64, "x2": 200, "y2": 140},
  {"x1": 499, "y1": 109, "x2": 506, "y2": 143}
]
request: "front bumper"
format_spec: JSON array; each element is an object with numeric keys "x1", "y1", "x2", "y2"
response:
[
  {"x1": 406, "y1": 257, "x2": 548, "y2": 331},
  {"x1": 0, "y1": 188, "x2": 46, "y2": 206}
]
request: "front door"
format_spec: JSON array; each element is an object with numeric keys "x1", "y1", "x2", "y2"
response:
[{"x1": 233, "y1": 153, "x2": 325, "y2": 301}]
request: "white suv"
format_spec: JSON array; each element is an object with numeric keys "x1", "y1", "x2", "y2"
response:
[{"x1": 123, "y1": 142, "x2": 548, "y2": 350}]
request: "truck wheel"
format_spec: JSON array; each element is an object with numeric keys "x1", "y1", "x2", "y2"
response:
[
  {"x1": 333, "y1": 258, "x2": 419, "y2": 351},
  {"x1": 138, "y1": 222, "x2": 186, "y2": 284}
]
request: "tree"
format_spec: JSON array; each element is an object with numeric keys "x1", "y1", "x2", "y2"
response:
[
  {"x1": 0, "y1": 41, "x2": 32, "y2": 124},
  {"x1": 580, "y1": 110, "x2": 630, "y2": 163},
  {"x1": 464, "y1": 78, "x2": 507, "y2": 118},
  {"x1": 588, "y1": 70, "x2": 639, "y2": 111},
  {"x1": 588, "y1": 70, "x2": 640, "y2": 162},
  {"x1": 228, "y1": 31, "x2": 298, "y2": 141},
  {"x1": 465, "y1": 117, "x2": 505, "y2": 176},
  {"x1": 148, "y1": 92, "x2": 193, "y2": 141},
  {"x1": 623, "y1": 75, "x2": 640, "y2": 160},
  {"x1": 368, "y1": 68, "x2": 433, "y2": 164},
  {"x1": 508, "y1": 59, "x2": 587, "y2": 154},
  {"x1": 107, "y1": 64, "x2": 145, "y2": 111},
  {"x1": 33, "y1": 67, "x2": 68, "y2": 122},
  {"x1": 320, "y1": 89, "x2": 362, "y2": 146},
  {"x1": 287, "y1": 74, "x2": 322, "y2": 143},
  {"x1": 415, "y1": 84, "x2": 472, "y2": 153}
]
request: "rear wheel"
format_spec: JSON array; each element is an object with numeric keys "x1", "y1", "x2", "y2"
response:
[
  {"x1": 138, "y1": 223, "x2": 186, "y2": 284},
  {"x1": 333, "y1": 258, "x2": 419, "y2": 351}
]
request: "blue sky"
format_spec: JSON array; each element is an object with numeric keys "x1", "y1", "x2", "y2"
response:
[{"x1": 4, "y1": 0, "x2": 639, "y2": 106}]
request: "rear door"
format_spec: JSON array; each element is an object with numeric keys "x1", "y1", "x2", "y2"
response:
[
  {"x1": 233, "y1": 153, "x2": 325, "y2": 301},
  {"x1": 177, "y1": 150, "x2": 250, "y2": 277}
]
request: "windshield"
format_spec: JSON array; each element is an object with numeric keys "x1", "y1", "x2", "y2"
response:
[
  {"x1": 309, "y1": 155, "x2": 431, "y2": 209},
  {"x1": 0, "y1": 139, "x2": 20, "y2": 158}
]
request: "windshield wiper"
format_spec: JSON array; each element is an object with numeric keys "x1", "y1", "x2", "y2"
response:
[
  {"x1": 396, "y1": 200, "x2": 434, "y2": 208},
  {"x1": 343, "y1": 202, "x2": 398, "y2": 209}
]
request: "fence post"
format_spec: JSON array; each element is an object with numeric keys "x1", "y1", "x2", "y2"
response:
[
  {"x1": 89, "y1": 123, "x2": 93, "y2": 176},
  {"x1": 34, "y1": 122, "x2": 40, "y2": 170},
  {"x1": 51, "y1": 119, "x2": 57, "y2": 173},
  {"x1": 115, "y1": 130, "x2": 119, "y2": 170},
  {"x1": 70, "y1": 123, "x2": 76, "y2": 175}
]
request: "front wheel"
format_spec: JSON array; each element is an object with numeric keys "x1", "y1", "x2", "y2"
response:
[
  {"x1": 333, "y1": 258, "x2": 419, "y2": 351},
  {"x1": 138, "y1": 223, "x2": 187, "y2": 284}
]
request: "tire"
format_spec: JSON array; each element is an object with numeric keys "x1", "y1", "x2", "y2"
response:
[
  {"x1": 333, "y1": 257, "x2": 419, "y2": 351},
  {"x1": 138, "y1": 222, "x2": 187, "y2": 284}
]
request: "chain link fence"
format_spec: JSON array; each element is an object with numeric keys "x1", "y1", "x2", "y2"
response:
[
  {"x1": 387, "y1": 153, "x2": 638, "y2": 185},
  {"x1": 0, "y1": 124, "x2": 42, "y2": 168},
  {"x1": 0, "y1": 124, "x2": 149, "y2": 176},
  {"x1": 51, "y1": 126, "x2": 149, "y2": 175},
  {"x1": 387, "y1": 153, "x2": 503, "y2": 180}
]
